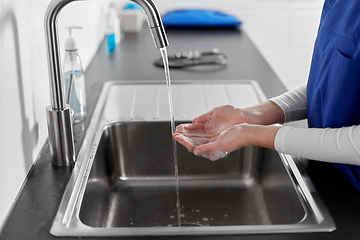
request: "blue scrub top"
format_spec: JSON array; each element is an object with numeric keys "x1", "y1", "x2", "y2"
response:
[{"x1": 307, "y1": 0, "x2": 360, "y2": 191}]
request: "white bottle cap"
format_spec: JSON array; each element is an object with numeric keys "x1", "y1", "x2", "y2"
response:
[{"x1": 65, "y1": 26, "x2": 82, "y2": 51}]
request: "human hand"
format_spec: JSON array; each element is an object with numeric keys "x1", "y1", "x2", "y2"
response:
[
  {"x1": 173, "y1": 105, "x2": 244, "y2": 156},
  {"x1": 174, "y1": 123, "x2": 280, "y2": 161},
  {"x1": 173, "y1": 105, "x2": 245, "y2": 153},
  {"x1": 174, "y1": 124, "x2": 251, "y2": 161},
  {"x1": 174, "y1": 100, "x2": 284, "y2": 142},
  {"x1": 173, "y1": 102, "x2": 283, "y2": 161},
  {"x1": 191, "y1": 105, "x2": 246, "y2": 136}
]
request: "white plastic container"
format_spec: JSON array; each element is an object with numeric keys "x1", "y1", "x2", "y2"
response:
[{"x1": 120, "y1": 3, "x2": 144, "y2": 33}]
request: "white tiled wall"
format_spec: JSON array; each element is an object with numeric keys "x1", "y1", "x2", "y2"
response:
[
  {"x1": 0, "y1": 0, "x2": 110, "y2": 230},
  {"x1": 155, "y1": 0, "x2": 324, "y2": 90},
  {"x1": 0, "y1": 0, "x2": 324, "y2": 231}
]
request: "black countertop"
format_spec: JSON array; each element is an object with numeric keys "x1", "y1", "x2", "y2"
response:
[{"x1": 1, "y1": 26, "x2": 360, "y2": 240}]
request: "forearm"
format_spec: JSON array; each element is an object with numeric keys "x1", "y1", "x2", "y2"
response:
[
  {"x1": 241, "y1": 101, "x2": 285, "y2": 125},
  {"x1": 241, "y1": 83, "x2": 307, "y2": 126},
  {"x1": 275, "y1": 126, "x2": 360, "y2": 165}
]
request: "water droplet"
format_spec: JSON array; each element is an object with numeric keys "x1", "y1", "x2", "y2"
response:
[
  {"x1": 202, "y1": 218, "x2": 209, "y2": 221},
  {"x1": 224, "y1": 215, "x2": 228, "y2": 217},
  {"x1": 180, "y1": 214, "x2": 185, "y2": 218},
  {"x1": 170, "y1": 215, "x2": 175, "y2": 218},
  {"x1": 196, "y1": 210, "x2": 200, "y2": 212}
]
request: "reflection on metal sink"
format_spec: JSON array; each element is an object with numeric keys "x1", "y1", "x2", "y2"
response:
[
  {"x1": 81, "y1": 121, "x2": 305, "y2": 228},
  {"x1": 50, "y1": 80, "x2": 335, "y2": 237}
]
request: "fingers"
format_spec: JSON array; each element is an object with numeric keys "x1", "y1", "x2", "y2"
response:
[
  {"x1": 193, "y1": 141, "x2": 229, "y2": 161},
  {"x1": 174, "y1": 132, "x2": 230, "y2": 161},
  {"x1": 193, "y1": 105, "x2": 231, "y2": 123},
  {"x1": 192, "y1": 110, "x2": 214, "y2": 123},
  {"x1": 175, "y1": 123, "x2": 210, "y2": 137},
  {"x1": 173, "y1": 133, "x2": 212, "y2": 153},
  {"x1": 173, "y1": 134, "x2": 198, "y2": 152},
  {"x1": 176, "y1": 123, "x2": 204, "y2": 131},
  {"x1": 193, "y1": 141, "x2": 218, "y2": 156}
]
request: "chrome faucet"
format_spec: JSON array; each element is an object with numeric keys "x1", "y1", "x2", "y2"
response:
[{"x1": 44, "y1": 0, "x2": 169, "y2": 166}]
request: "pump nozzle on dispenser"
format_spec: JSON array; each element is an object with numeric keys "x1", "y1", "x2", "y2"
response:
[{"x1": 65, "y1": 26, "x2": 82, "y2": 51}]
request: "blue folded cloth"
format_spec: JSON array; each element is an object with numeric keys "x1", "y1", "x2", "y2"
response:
[{"x1": 162, "y1": 9, "x2": 241, "y2": 28}]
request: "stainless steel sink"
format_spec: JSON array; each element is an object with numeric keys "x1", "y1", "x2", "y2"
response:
[
  {"x1": 80, "y1": 121, "x2": 305, "y2": 227},
  {"x1": 50, "y1": 80, "x2": 335, "y2": 237}
]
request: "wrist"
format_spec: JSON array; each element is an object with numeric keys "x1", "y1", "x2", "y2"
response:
[
  {"x1": 235, "y1": 107, "x2": 252, "y2": 124},
  {"x1": 239, "y1": 101, "x2": 286, "y2": 125},
  {"x1": 236, "y1": 106, "x2": 265, "y2": 125},
  {"x1": 245, "y1": 124, "x2": 281, "y2": 150}
]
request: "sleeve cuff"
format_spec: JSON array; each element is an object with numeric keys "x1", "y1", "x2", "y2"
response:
[{"x1": 274, "y1": 126, "x2": 293, "y2": 152}]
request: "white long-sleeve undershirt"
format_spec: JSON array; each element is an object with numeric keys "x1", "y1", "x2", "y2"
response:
[{"x1": 269, "y1": 84, "x2": 360, "y2": 165}]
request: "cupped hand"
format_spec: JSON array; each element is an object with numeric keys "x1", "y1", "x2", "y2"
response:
[
  {"x1": 173, "y1": 105, "x2": 246, "y2": 153},
  {"x1": 173, "y1": 123, "x2": 212, "y2": 153},
  {"x1": 174, "y1": 105, "x2": 245, "y2": 152},
  {"x1": 191, "y1": 105, "x2": 246, "y2": 136},
  {"x1": 174, "y1": 124, "x2": 251, "y2": 161},
  {"x1": 173, "y1": 102, "x2": 283, "y2": 161}
]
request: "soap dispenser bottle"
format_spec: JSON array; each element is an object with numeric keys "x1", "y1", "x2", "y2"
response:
[{"x1": 63, "y1": 26, "x2": 86, "y2": 123}]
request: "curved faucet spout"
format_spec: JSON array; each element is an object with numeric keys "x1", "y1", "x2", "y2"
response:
[
  {"x1": 45, "y1": 0, "x2": 168, "y2": 110},
  {"x1": 44, "y1": 0, "x2": 169, "y2": 166}
]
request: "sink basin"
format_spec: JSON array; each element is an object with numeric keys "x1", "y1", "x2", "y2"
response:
[
  {"x1": 50, "y1": 80, "x2": 335, "y2": 236},
  {"x1": 80, "y1": 121, "x2": 305, "y2": 228}
]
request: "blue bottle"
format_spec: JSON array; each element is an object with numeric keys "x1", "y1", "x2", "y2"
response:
[{"x1": 106, "y1": 4, "x2": 120, "y2": 53}]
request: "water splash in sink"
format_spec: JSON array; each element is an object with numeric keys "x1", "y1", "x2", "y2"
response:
[{"x1": 160, "y1": 47, "x2": 181, "y2": 227}]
